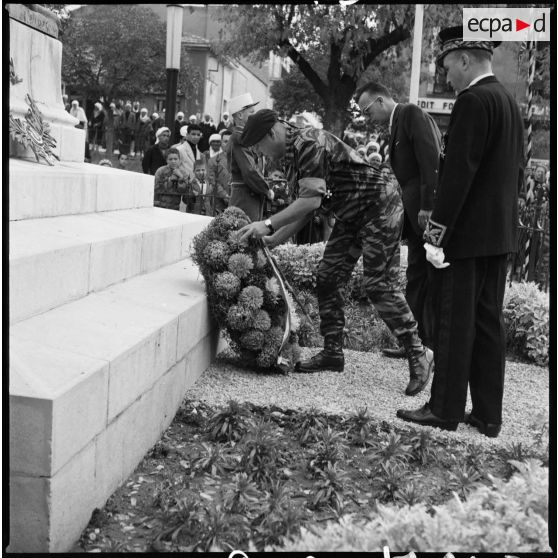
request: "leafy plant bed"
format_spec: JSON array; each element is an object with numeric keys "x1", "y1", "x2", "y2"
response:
[
  {"x1": 73, "y1": 400, "x2": 548, "y2": 553},
  {"x1": 295, "y1": 291, "x2": 395, "y2": 351}
]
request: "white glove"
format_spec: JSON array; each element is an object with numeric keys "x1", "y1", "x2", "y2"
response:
[{"x1": 424, "y1": 243, "x2": 450, "y2": 268}]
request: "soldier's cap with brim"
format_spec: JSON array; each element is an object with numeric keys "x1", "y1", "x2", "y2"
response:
[
  {"x1": 436, "y1": 25, "x2": 501, "y2": 68},
  {"x1": 240, "y1": 109, "x2": 279, "y2": 147}
]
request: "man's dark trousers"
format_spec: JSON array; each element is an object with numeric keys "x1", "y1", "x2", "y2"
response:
[
  {"x1": 428, "y1": 254, "x2": 508, "y2": 425},
  {"x1": 405, "y1": 216, "x2": 433, "y2": 348}
]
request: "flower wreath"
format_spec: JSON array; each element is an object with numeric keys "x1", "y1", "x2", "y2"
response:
[{"x1": 192, "y1": 207, "x2": 301, "y2": 373}]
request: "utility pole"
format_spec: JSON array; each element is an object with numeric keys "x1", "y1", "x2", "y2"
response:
[
  {"x1": 409, "y1": 4, "x2": 424, "y2": 105},
  {"x1": 165, "y1": 4, "x2": 184, "y2": 130}
]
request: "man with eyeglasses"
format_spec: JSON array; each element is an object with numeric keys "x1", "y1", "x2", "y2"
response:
[
  {"x1": 355, "y1": 82, "x2": 442, "y2": 361},
  {"x1": 237, "y1": 109, "x2": 434, "y2": 397}
]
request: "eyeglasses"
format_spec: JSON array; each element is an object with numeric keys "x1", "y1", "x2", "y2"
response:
[{"x1": 361, "y1": 96, "x2": 382, "y2": 115}]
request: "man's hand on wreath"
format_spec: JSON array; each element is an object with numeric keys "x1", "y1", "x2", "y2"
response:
[{"x1": 238, "y1": 221, "x2": 270, "y2": 242}]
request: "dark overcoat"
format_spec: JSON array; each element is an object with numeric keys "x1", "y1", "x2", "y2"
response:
[{"x1": 424, "y1": 76, "x2": 524, "y2": 259}]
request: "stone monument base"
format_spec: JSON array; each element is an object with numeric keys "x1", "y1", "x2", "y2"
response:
[{"x1": 9, "y1": 162, "x2": 221, "y2": 552}]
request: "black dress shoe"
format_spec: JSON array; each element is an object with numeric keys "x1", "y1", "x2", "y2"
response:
[
  {"x1": 295, "y1": 350, "x2": 344, "y2": 373},
  {"x1": 382, "y1": 346, "x2": 407, "y2": 359},
  {"x1": 465, "y1": 413, "x2": 501, "y2": 438},
  {"x1": 396, "y1": 403, "x2": 458, "y2": 431}
]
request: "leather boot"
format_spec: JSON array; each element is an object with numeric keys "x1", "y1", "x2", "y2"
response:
[
  {"x1": 382, "y1": 346, "x2": 407, "y2": 359},
  {"x1": 400, "y1": 333, "x2": 434, "y2": 396},
  {"x1": 295, "y1": 350, "x2": 345, "y2": 373},
  {"x1": 295, "y1": 333, "x2": 345, "y2": 373}
]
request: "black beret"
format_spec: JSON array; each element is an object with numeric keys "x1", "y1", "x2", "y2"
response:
[
  {"x1": 240, "y1": 109, "x2": 278, "y2": 146},
  {"x1": 436, "y1": 25, "x2": 501, "y2": 68}
]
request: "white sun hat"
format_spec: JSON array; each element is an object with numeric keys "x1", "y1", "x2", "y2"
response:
[{"x1": 228, "y1": 93, "x2": 259, "y2": 116}]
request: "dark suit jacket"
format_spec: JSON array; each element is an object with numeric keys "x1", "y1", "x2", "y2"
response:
[
  {"x1": 389, "y1": 103, "x2": 442, "y2": 238},
  {"x1": 142, "y1": 144, "x2": 167, "y2": 175},
  {"x1": 424, "y1": 76, "x2": 524, "y2": 259}
]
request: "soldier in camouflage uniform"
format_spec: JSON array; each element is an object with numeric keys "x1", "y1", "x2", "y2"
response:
[{"x1": 238, "y1": 109, "x2": 433, "y2": 396}]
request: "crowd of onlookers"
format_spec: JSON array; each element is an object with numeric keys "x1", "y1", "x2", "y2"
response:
[{"x1": 65, "y1": 95, "x2": 549, "y2": 246}]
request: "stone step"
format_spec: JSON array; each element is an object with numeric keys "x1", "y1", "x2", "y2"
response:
[
  {"x1": 9, "y1": 159, "x2": 155, "y2": 220},
  {"x1": 9, "y1": 257, "x2": 222, "y2": 553},
  {"x1": 9, "y1": 207, "x2": 211, "y2": 324}
]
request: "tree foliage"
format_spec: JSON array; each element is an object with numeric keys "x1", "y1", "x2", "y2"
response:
[
  {"x1": 269, "y1": 55, "x2": 328, "y2": 119},
  {"x1": 213, "y1": 4, "x2": 464, "y2": 135},
  {"x1": 61, "y1": 5, "x2": 166, "y2": 100},
  {"x1": 60, "y1": 5, "x2": 202, "y2": 104}
]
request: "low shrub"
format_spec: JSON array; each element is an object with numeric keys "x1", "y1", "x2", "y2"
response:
[
  {"x1": 274, "y1": 459, "x2": 550, "y2": 552},
  {"x1": 503, "y1": 281, "x2": 549, "y2": 366},
  {"x1": 271, "y1": 242, "x2": 407, "y2": 300},
  {"x1": 272, "y1": 244, "x2": 549, "y2": 364}
]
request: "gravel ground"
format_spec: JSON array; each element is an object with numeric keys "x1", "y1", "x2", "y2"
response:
[{"x1": 186, "y1": 347, "x2": 549, "y2": 448}]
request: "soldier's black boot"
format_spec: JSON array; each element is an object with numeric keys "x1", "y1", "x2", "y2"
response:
[
  {"x1": 295, "y1": 334, "x2": 344, "y2": 373},
  {"x1": 382, "y1": 346, "x2": 407, "y2": 359},
  {"x1": 295, "y1": 350, "x2": 344, "y2": 373},
  {"x1": 400, "y1": 333, "x2": 434, "y2": 396}
]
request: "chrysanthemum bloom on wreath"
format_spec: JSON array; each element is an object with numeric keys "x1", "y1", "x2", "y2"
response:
[
  {"x1": 203, "y1": 240, "x2": 231, "y2": 271},
  {"x1": 228, "y1": 253, "x2": 254, "y2": 279},
  {"x1": 252, "y1": 309, "x2": 271, "y2": 331},
  {"x1": 213, "y1": 271, "x2": 241, "y2": 300},
  {"x1": 191, "y1": 206, "x2": 300, "y2": 373},
  {"x1": 238, "y1": 286, "x2": 264, "y2": 311}
]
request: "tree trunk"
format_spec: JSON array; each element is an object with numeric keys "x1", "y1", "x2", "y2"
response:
[
  {"x1": 322, "y1": 108, "x2": 349, "y2": 138},
  {"x1": 321, "y1": 81, "x2": 355, "y2": 137}
]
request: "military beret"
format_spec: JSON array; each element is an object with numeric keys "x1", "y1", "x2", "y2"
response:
[
  {"x1": 436, "y1": 25, "x2": 501, "y2": 67},
  {"x1": 240, "y1": 109, "x2": 278, "y2": 147}
]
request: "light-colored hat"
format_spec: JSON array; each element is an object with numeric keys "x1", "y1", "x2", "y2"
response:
[
  {"x1": 189, "y1": 114, "x2": 197, "y2": 121},
  {"x1": 140, "y1": 107, "x2": 148, "y2": 113},
  {"x1": 94, "y1": 102, "x2": 103, "y2": 110},
  {"x1": 228, "y1": 93, "x2": 259, "y2": 116},
  {"x1": 209, "y1": 133, "x2": 222, "y2": 143},
  {"x1": 155, "y1": 126, "x2": 171, "y2": 138},
  {"x1": 180, "y1": 125, "x2": 189, "y2": 137},
  {"x1": 222, "y1": 111, "x2": 229, "y2": 117},
  {"x1": 366, "y1": 141, "x2": 380, "y2": 153},
  {"x1": 152, "y1": 112, "x2": 159, "y2": 118},
  {"x1": 176, "y1": 111, "x2": 184, "y2": 119}
]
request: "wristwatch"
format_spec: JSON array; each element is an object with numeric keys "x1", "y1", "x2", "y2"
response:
[{"x1": 264, "y1": 218, "x2": 275, "y2": 234}]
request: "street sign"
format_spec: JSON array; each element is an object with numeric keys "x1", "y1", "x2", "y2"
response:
[{"x1": 415, "y1": 97, "x2": 456, "y2": 114}]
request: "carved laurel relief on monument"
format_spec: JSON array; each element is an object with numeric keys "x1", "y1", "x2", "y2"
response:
[{"x1": 9, "y1": 59, "x2": 59, "y2": 166}]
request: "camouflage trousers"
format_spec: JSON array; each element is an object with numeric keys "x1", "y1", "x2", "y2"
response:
[{"x1": 316, "y1": 186, "x2": 419, "y2": 353}]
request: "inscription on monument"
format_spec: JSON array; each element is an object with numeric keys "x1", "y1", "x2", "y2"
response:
[{"x1": 7, "y1": 4, "x2": 59, "y2": 38}]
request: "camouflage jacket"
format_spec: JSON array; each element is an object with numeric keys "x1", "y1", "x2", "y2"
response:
[{"x1": 283, "y1": 125, "x2": 399, "y2": 222}]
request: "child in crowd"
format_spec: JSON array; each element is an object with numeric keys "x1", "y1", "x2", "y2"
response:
[
  {"x1": 153, "y1": 148, "x2": 187, "y2": 210},
  {"x1": 183, "y1": 160, "x2": 207, "y2": 214},
  {"x1": 116, "y1": 153, "x2": 129, "y2": 170}
]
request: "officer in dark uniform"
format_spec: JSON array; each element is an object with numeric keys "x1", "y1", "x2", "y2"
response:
[
  {"x1": 237, "y1": 109, "x2": 434, "y2": 397},
  {"x1": 397, "y1": 27, "x2": 525, "y2": 435},
  {"x1": 225, "y1": 93, "x2": 273, "y2": 222},
  {"x1": 355, "y1": 82, "x2": 442, "y2": 357}
]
